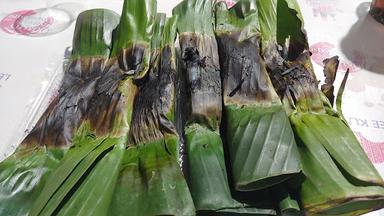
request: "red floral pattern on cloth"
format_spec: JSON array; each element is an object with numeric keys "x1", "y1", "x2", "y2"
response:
[
  {"x1": 356, "y1": 132, "x2": 384, "y2": 164},
  {"x1": 304, "y1": 0, "x2": 343, "y2": 20},
  {"x1": 0, "y1": 10, "x2": 32, "y2": 34},
  {"x1": 310, "y1": 42, "x2": 365, "y2": 73},
  {"x1": 0, "y1": 9, "x2": 54, "y2": 35}
]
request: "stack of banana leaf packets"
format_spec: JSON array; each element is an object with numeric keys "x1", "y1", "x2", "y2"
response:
[{"x1": 0, "y1": 0, "x2": 384, "y2": 215}]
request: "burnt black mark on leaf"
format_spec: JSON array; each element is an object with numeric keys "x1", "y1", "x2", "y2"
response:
[
  {"x1": 263, "y1": 43, "x2": 319, "y2": 106},
  {"x1": 23, "y1": 57, "x2": 125, "y2": 148},
  {"x1": 183, "y1": 47, "x2": 208, "y2": 69},
  {"x1": 216, "y1": 33, "x2": 273, "y2": 103},
  {"x1": 117, "y1": 45, "x2": 146, "y2": 76},
  {"x1": 129, "y1": 46, "x2": 177, "y2": 145},
  {"x1": 227, "y1": 78, "x2": 245, "y2": 97},
  {"x1": 87, "y1": 61, "x2": 123, "y2": 134},
  {"x1": 23, "y1": 58, "x2": 107, "y2": 147},
  {"x1": 179, "y1": 34, "x2": 222, "y2": 130},
  {"x1": 321, "y1": 56, "x2": 340, "y2": 106}
]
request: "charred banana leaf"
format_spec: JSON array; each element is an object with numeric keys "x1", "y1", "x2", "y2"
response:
[
  {"x1": 109, "y1": 14, "x2": 195, "y2": 216},
  {"x1": 258, "y1": 0, "x2": 384, "y2": 215},
  {"x1": 174, "y1": 0, "x2": 232, "y2": 211},
  {"x1": 110, "y1": 0, "x2": 156, "y2": 79},
  {"x1": 0, "y1": 9, "x2": 119, "y2": 216},
  {"x1": 41, "y1": 1, "x2": 163, "y2": 215},
  {"x1": 214, "y1": 0, "x2": 302, "y2": 192},
  {"x1": 174, "y1": 0, "x2": 275, "y2": 214},
  {"x1": 29, "y1": 9, "x2": 126, "y2": 216}
]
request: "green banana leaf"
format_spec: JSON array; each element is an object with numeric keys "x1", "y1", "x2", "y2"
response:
[
  {"x1": 214, "y1": 0, "x2": 302, "y2": 192},
  {"x1": 257, "y1": 0, "x2": 307, "y2": 61},
  {"x1": 110, "y1": 140, "x2": 194, "y2": 216},
  {"x1": 184, "y1": 124, "x2": 276, "y2": 215},
  {"x1": 110, "y1": 0, "x2": 156, "y2": 79},
  {"x1": 0, "y1": 147, "x2": 63, "y2": 216},
  {"x1": 32, "y1": 2, "x2": 162, "y2": 214},
  {"x1": 35, "y1": 5, "x2": 186, "y2": 216},
  {"x1": 30, "y1": 130, "x2": 107, "y2": 216},
  {"x1": 0, "y1": 9, "x2": 119, "y2": 216},
  {"x1": 29, "y1": 9, "x2": 125, "y2": 216},
  {"x1": 302, "y1": 114, "x2": 383, "y2": 185},
  {"x1": 292, "y1": 113, "x2": 384, "y2": 215},
  {"x1": 174, "y1": 0, "x2": 230, "y2": 212},
  {"x1": 108, "y1": 146, "x2": 144, "y2": 216},
  {"x1": 185, "y1": 124, "x2": 239, "y2": 210},
  {"x1": 55, "y1": 140, "x2": 124, "y2": 216},
  {"x1": 270, "y1": 184, "x2": 300, "y2": 216},
  {"x1": 45, "y1": 80, "x2": 137, "y2": 216},
  {"x1": 257, "y1": 0, "x2": 384, "y2": 214},
  {"x1": 109, "y1": 14, "x2": 195, "y2": 216},
  {"x1": 32, "y1": 136, "x2": 117, "y2": 216},
  {"x1": 173, "y1": 0, "x2": 221, "y2": 131},
  {"x1": 174, "y1": 0, "x2": 276, "y2": 214}
]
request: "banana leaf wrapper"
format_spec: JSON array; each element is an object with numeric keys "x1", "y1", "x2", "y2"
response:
[
  {"x1": 110, "y1": 0, "x2": 156, "y2": 79},
  {"x1": 185, "y1": 124, "x2": 276, "y2": 215},
  {"x1": 174, "y1": 0, "x2": 275, "y2": 214},
  {"x1": 174, "y1": 0, "x2": 230, "y2": 211},
  {"x1": 109, "y1": 15, "x2": 195, "y2": 216},
  {"x1": 214, "y1": 0, "x2": 302, "y2": 192},
  {"x1": 270, "y1": 183, "x2": 301, "y2": 216},
  {"x1": 291, "y1": 112, "x2": 384, "y2": 216},
  {"x1": 257, "y1": 0, "x2": 384, "y2": 214},
  {"x1": 32, "y1": 2, "x2": 165, "y2": 215},
  {"x1": 0, "y1": 9, "x2": 119, "y2": 216},
  {"x1": 110, "y1": 139, "x2": 194, "y2": 216}
]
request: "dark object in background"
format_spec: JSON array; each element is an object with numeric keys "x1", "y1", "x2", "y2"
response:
[{"x1": 370, "y1": 0, "x2": 384, "y2": 24}]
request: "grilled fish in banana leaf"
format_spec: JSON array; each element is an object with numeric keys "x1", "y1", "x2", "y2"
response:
[
  {"x1": 257, "y1": 0, "x2": 384, "y2": 215},
  {"x1": 29, "y1": 9, "x2": 126, "y2": 216},
  {"x1": 174, "y1": 0, "x2": 276, "y2": 214},
  {"x1": 33, "y1": 1, "x2": 167, "y2": 215},
  {"x1": 0, "y1": 9, "x2": 119, "y2": 216},
  {"x1": 214, "y1": 0, "x2": 302, "y2": 193},
  {"x1": 109, "y1": 13, "x2": 195, "y2": 216}
]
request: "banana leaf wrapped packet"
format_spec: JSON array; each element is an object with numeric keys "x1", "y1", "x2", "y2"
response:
[
  {"x1": 257, "y1": 0, "x2": 384, "y2": 215},
  {"x1": 109, "y1": 12, "x2": 195, "y2": 216},
  {"x1": 0, "y1": 9, "x2": 119, "y2": 216},
  {"x1": 174, "y1": 0, "x2": 276, "y2": 214},
  {"x1": 214, "y1": 0, "x2": 302, "y2": 193}
]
